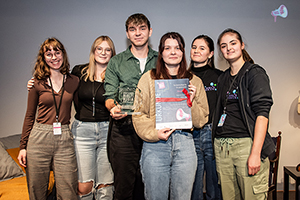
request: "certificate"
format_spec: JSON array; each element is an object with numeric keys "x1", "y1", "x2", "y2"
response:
[{"x1": 155, "y1": 79, "x2": 192, "y2": 129}]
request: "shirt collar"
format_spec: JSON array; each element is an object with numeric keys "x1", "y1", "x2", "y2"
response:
[{"x1": 123, "y1": 45, "x2": 157, "y2": 61}]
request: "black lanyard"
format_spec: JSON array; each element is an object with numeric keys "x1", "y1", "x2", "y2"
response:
[
  {"x1": 222, "y1": 73, "x2": 239, "y2": 114},
  {"x1": 49, "y1": 75, "x2": 65, "y2": 122}
]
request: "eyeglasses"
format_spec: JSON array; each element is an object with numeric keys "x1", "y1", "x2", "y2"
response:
[
  {"x1": 44, "y1": 50, "x2": 63, "y2": 60},
  {"x1": 95, "y1": 47, "x2": 112, "y2": 54}
]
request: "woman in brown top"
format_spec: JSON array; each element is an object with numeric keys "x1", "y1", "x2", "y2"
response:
[{"x1": 18, "y1": 38, "x2": 79, "y2": 200}]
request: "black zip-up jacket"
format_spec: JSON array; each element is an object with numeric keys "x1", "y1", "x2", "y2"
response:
[{"x1": 212, "y1": 62, "x2": 275, "y2": 159}]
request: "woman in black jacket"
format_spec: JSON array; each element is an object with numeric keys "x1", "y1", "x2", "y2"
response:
[{"x1": 212, "y1": 28, "x2": 274, "y2": 199}]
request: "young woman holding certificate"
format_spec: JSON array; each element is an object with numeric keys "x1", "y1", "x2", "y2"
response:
[{"x1": 132, "y1": 32, "x2": 209, "y2": 200}]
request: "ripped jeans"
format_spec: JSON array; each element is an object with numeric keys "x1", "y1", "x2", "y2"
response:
[
  {"x1": 72, "y1": 119, "x2": 114, "y2": 200},
  {"x1": 214, "y1": 137, "x2": 269, "y2": 200}
]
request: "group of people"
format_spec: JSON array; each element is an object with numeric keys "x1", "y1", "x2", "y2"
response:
[{"x1": 18, "y1": 12, "x2": 274, "y2": 200}]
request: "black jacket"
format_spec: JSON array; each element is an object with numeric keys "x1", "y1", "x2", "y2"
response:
[{"x1": 212, "y1": 62, "x2": 275, "y2": 159}]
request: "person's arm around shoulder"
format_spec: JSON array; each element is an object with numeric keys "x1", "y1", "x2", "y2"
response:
[{"x1": 190, "y1": 76, "x2": 209, "y2": 128}]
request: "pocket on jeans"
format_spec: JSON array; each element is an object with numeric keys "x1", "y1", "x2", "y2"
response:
[{"x1": 71, "y1": 120, "x2": 82, "y2": 136}]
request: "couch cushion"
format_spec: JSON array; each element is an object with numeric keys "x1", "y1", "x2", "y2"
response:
[
  {"x1": 0, "y1": 141, "x2": 25, "y2": 182},
  {"x1": 0, "y1": 134, "x2": 21, "y2": 149}
]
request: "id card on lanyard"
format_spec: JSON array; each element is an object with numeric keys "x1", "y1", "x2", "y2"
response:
[
  {"x1": 49, "y1": 75, "x2": 65, "y2": 135},
  {"x1": 217, "y1": 73, "x2": 238, "y2": 127}
]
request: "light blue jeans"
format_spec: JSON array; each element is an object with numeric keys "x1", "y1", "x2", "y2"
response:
[
  {"x1": 140, "y1": 130, "x2": 197, "y2": 200},
  {"x1": 192, "y1": 124, "x2": 222, "y2": 200},
  {"x1": 71, "y1": 119, "x2": 114, "y2": 200}
]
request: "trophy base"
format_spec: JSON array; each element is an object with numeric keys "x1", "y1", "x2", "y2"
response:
[{"x1": 119, "y1": 111, "x2": 141, "y2": 115}]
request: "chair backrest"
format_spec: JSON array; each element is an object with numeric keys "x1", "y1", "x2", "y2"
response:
[{"x1": 268, "y1": 131, "x2": 282, "y2": 190}]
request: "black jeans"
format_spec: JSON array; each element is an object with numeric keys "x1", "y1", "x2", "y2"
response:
[{"x1": 107, "y1": 116, "x2": 145, "y2": 200}]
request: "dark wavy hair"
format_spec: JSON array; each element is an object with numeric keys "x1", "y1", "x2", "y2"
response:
[
  {"x1": 189, "y1": 34, "x2": 215, "y2": 69},
  {"x1": 151, "y1": 32, "x2": 193, "y2": 80},
  {"x1": 34, "y1": 37, "x2": 70, "y2": 80},
  {"x1": 217, "y1": 28, "x2": 254, "y2": 64}
]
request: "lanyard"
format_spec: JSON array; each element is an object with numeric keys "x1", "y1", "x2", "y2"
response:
[
  {"x1": 92, "y1": 81, "x2": 102, "y2": 117},
  {"x1": 49, "y1": 75, "x2": 65, "y2": 122},
  {"x1": 222, "y1": 73, "x2": 238, "y2": 114}
]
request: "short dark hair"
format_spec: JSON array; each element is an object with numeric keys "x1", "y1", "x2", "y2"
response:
[{"x1": 125, "y1": 13, "x2": 151, "y2": 31}]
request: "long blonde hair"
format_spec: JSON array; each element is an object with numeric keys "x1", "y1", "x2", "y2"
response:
[{"x1": 82, "y1": 36, "x2": 116, "y2": 82}]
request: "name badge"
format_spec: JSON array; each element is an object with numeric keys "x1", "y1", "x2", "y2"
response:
[
  {"x1": 217, "y1": 114, "x2": 227, "y2": 127},
  {"x1": 53, "y1": 122, "x2": 62, "y2": 135}
]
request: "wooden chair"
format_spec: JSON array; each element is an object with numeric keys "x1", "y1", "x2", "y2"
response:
[{"x1": 268, "y1": 131, "x2": 282, "y2": 200}]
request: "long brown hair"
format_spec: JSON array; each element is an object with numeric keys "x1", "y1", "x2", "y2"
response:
[
  {"x1": 151, "y1": 32, "x2": 192, "y2": 80},
  {"x1": 34, "y1": 37, "x2": 70, "y2": 80},
  {"x1": 217, "y1": 28, "x2": 254, "y2": 64},
  {"x1": 82, "y1": 35, "x2": 116, "y2": 82}
]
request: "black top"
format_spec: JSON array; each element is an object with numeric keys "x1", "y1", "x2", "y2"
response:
[
  {"x1": 71, "y1": 64, "x2": 110, "y2": 122},
  {"x1": 215, "y1": 72, "x2": 249, "y2": 138},
  {"x1": 190, "y1": 64, "x2": 222, "y2": 124},
  {"x1": 212, "y1": 62, "x2": 274, "y2": 159}
]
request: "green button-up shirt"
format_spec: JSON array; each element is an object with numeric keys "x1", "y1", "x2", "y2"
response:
[{"x1": 104, "y1": 45, "x2": 158, "y2": 101}]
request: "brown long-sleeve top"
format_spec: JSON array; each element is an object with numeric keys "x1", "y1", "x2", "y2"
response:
[{"x1": 20, "y1": 74, "x2": 79, "y2": 150}]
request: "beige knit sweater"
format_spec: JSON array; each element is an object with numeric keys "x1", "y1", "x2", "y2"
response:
[{"x1": 132, "y1": 71, "x2": 209, "y2": 142}]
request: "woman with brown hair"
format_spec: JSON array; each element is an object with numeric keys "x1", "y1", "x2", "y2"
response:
[
  {"x1": 212, "y1": 28, "x2": 274, "y2": 199},
  {"x1": 18, "y1": 37, "x2": 79, "y2": 199},
  {"x1": 132, "y1": 32, "x2": 209, "y2": 200}
]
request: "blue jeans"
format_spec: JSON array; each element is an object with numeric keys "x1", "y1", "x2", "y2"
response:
[
  {"x1": 71, "y1": 119, "x2": 114, "y2": 200},
  {"x1": 191, "y1": 124, "x2": 222, "y2": 200},
  {"x1": 140, "y1": 130, "x2": 197, "y2": 200}
]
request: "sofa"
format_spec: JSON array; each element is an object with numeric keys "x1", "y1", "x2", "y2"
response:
[{"x1": 0, "y1": 134, "x2": 55, "y2": 200}]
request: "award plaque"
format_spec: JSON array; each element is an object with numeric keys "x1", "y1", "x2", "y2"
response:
[
  {"x1": 155, "y1": 79, "x2": 192, "y2": 129},
  {"x1": 116, "y1": 86, "x2": 142, "y2": 115}
]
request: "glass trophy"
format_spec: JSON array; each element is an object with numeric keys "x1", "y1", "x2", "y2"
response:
[{"x1": 116, "y1": 86, "x2": 142, "y2": 115}]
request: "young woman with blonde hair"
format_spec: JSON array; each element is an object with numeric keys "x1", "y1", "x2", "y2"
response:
[{"x1": 71, "y1": 35, "x2": 116, "y2": 200}]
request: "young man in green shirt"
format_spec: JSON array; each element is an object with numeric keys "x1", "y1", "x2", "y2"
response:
[{"x1": 104, "y1": 13, "x2": 158, "y2": 200}]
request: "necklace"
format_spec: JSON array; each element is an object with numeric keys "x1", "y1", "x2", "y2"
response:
[{"x1": 92, "y1": 81, "x2": 102, "y2": 117}]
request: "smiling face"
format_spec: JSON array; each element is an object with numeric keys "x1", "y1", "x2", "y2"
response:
[
  {"x1": 162, "y1": 38, "x2": 183, "y2": 68},
  {"x1": 219, "y1": 33, "x2": 245, "y2": 64},
  {"x1": 126, "y1": 22, "x2": 152, "y2": 48},
  {"x1": 190, "y1": 38, "x2": 214, "y2": 67},
  {"x1": 44, "y1": 46, "x2": 63, "y2": 71},
  {"x1": 94, "y1": 41, "x2": 112, "y2": 65}
]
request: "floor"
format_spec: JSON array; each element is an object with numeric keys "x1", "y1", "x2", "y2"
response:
[
  {"x1": 268, "y1": 190, "x2": 296, "y2": 200},
  {"x1": 201, "y1": 191, "x2": 296, "y2": 200}
]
